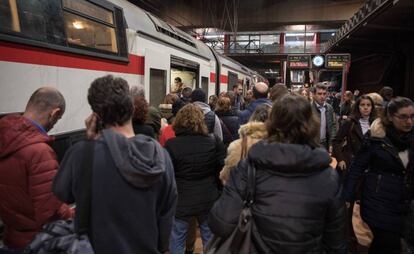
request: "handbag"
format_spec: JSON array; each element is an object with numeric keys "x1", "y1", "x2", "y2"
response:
[
  {"x1": 24, "y1": 141, "x2": 95, "y2": 254},
  {"x1": 204, "y1": 161, "x2": 269, "y2": 254}
]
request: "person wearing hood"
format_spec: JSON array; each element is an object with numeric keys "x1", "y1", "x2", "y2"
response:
[
  {"x1": 191, "y1": 88, "x2": 223, "y2": 141},
  {"x1": 345, "y1": 97, "x2": 414, "y2": 254},
  {"x1": 165, "y1": 104, "x2": 225, "y2": 254},
  {"x1": 209, "y1": 94, "x2": 347, "y2": 253},
  {"x1": 0, "y1": 87, "x2": 74, "y2": 251},
  {"x1": 53, "y1": 75, "x2": 177, "y2": 254}
]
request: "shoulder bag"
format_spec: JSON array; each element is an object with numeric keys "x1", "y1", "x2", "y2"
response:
[{"x1": 204, "y1": 161, "x2": 269, "y2": 254}]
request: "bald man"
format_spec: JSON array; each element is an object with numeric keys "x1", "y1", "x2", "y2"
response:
[
  {"x1": 0, "y1": 87, "x2": 74, "y2": 250},
  {"x1": 238, "y1": 82, "x2": 272, "y2": 125}
]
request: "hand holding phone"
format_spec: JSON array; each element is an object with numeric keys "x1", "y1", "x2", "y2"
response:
[{"x1": 85, "y1": 113, "x2": 100, "y2": 140}]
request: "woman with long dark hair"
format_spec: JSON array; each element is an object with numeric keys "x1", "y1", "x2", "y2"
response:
[
  {"x1": 333, "y1": 95, "x2": 377, "y2": 173},
  {"x1": 209, "y1": 94, "x2": 347, "y2": 253},
  {"x1": 332, "y1": 95, "x2": 377, "y2": 253},
  {"x1": 345, "y1": 97, "x2": 414, "y2": 254}
]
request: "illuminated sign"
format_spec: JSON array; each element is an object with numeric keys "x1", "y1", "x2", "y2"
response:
[
  {"x1": 326, "y1": 54, "x2": 351, "y2": 68},
  {"x1": 288, "y1": 55, "x2": 310, "y2": 69}
]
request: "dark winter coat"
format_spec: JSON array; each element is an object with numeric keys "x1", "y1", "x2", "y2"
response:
[
  {"x1": 344, "y1": 119, "x2": 414, "y2": 234},
  {"x1": 53, "y1": 129, "x2": 177, "y2": 253},
  {"x1": 209, "y1": 140, "x2": 347, "y2": 254},
  {"x1": 238, "y1": 98, "x2": 272, "y2": 125},
  {"x1": 132, "y1": 121, "x2": 156, "y2": 139},
  {"x1": 0, "y1": 115, "x2": 73, "y2": 250},
  {"x1": 332, "y1": 117, "x2": 365, "y2": 168},
  {"x1": 339, "y1": 101, "x2": 353, "y2": 118},
  {"x1": 165, "y1": 130, "x2": 225, "y2": 221},
  {"x1": 216, "y1": 110, "x2": 240, "y2": 147}
]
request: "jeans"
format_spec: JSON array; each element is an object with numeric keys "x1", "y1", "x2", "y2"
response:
[{"x1": 170, "y1": 217, "x2": 212, "y2": 254}]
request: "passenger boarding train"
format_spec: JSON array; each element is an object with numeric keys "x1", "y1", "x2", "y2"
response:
[{"x1": 0, "y1": 0, "x2": 265, "y2": 157}]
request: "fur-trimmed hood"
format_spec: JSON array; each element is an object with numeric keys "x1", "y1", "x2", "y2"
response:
[
  {"x1": 238, "y1": 121, "x2": 268, "y2": 140},
  {"x1": 370, "y1": 118, "x2": 386, "y2": 138},
  {"x1": 219, "y1": 121, "x2": 267, "y2": 184}
]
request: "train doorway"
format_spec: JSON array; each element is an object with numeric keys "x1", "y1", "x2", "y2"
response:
[{"x1": 170, "y1": 55, "x2": 199, "y2": 94}]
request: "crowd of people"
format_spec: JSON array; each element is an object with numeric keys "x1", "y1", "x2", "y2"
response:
[{"x1": 0, "y1": 76, "x2": 413, "y2": 254}]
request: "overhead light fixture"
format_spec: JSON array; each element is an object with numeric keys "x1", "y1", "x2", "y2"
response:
[
  {"x1": 286, "y1": 33, "x2": 315, "y2": 37},
  {"x1": 73, "y1": 21, "x2": 84, "y2": 29}
]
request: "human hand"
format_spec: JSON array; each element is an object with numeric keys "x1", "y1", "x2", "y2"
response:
[
  {"x1": 330, "y1": 157, "x2": 338, "y2": 169},
  {"x1": 85, "y1": 113, "x2": 100, "y2": 140},
  {"x1": 338, "y1": 160, "x2": 347, "y2": 171}
]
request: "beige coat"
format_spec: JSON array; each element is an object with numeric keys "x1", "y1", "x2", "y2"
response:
[{"x1": 219, "y1": 121, "x2": 268, "y2": 184}]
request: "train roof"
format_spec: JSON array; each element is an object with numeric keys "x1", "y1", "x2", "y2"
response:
[
  {"x1": 111, "y1": 0, "x2": 215, "y2": 61},
  {"x1": 214, "y1": 51, "x2": 252, "y2": 76}
]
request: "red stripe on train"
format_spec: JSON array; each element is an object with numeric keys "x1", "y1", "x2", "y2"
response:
[
  {"x1": 0, "y1": 41, "x2": 144, "y2": 75},
  {"x1": 210, "y1": 72, "x2": 216, "y2": 83},
  {"x1": 210, "y1": 73, "x2": 228, "y2": 84},
  {"x1": 220, "y1": 75, "x2": 228, "y2": 84}
]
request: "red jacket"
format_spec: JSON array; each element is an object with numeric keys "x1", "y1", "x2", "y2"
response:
[
  {"x1": 159, "y1": 125, "x2": 176, "y2": 147},
  {"x1": 0, "y1": 114, "x2": 74, "y2": 250}
]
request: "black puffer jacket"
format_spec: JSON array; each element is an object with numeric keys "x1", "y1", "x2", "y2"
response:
[
  {"x1": 216, "y1": 110, "x2": 240, "y2": 147},
  {"x1": 209, "y1": 140, "x2": 347, "y2": 254},
  {"x1": 165, "y1": 130, "x2": 225, "y2": 221},
  {"x1": 344, "y1": 119, "x2": 414, "y2": 234}
]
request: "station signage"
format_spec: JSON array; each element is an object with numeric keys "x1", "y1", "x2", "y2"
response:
[
  {"x1": 326, "y1": 54, "x2": 351, "y2": 68},
  {"x1": 288, "y1": 55, "x2": 310, "y2": 69}
]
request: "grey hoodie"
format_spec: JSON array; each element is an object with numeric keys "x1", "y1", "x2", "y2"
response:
[
  {"x1": 193, "y1": 101, "x2": 223, "y2": 140},
  {"x1": 53, "y1": 129, "x2": 177, "y2": 253}
]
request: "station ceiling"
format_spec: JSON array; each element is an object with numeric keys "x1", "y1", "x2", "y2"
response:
[
  {"x1": 129, "y1": 0, "x2": 364, "y2": 32},
  {"x1": 128, "y1": 0, "x2": 366, "y2": 78}
]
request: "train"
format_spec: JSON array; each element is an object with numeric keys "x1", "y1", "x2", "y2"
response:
[{"x1": 0, "y1": 0, "x2": 265, "y2": 157}]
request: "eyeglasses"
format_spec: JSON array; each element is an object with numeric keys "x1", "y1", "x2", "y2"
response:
[{"x1": 394, "y1": 114, "x2": 414, "y2": 121}]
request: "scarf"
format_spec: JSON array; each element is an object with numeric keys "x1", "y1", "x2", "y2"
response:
[{"x1": 386, "y1": 125, "x2": 414, "y2": 152}]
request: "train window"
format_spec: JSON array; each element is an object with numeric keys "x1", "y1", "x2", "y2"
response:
[
  {"x1": 0, "y1": 0, "x2": 20, "y2": 33},
  {"x1": 0, "y1": 0, "x2": 67, "y2": 45},
  {"x1": 62, "y1": 0, "x2": 118, "y2": 53},
  {"x1": 62, "y1": 0, "x2": 114, "y2": 25},
  {"x1": 63, "y1": 12, "x2": 117, "y2": 53},
  {"x1": 0, "y1": 0, "x2": 127, "y2": 61}
]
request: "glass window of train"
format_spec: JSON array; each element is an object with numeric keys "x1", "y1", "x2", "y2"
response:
[
  {"x1": 62, "y1": 0, "x2": 114, "y2": 25},
  {"x1": 63, "y1": 12, "x2": 118, "y2": 53},
  {"x1": 12, "y1": 0, "x2": 66, "y2": 45},
  {"x1": 0, "y1": 0, "x2": 21, "y2": 33},
  {"x1": 0, "y1": 0, "x2": 63, "y2": 44}
]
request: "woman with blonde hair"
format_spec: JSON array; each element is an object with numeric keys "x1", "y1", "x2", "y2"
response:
[
  {"x1": 165, "y1": 104, "x2": 225, "y2": 254},
  {"x1": 219, "y1": 103, "x2": 271, "y2": 184}
]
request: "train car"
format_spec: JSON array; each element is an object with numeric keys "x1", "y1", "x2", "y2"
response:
[{"x1": 0, "y1": 0, "x2": 264, "y2": 158}]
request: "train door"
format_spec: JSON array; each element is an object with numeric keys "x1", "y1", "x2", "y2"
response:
[
  {"x1": 149, "y1": 69, "x2": 166, "y2": 107},
  {"x1": 145, "y1": 48, "x2": 168, "y2": 106},
  {"x1": 170, "y1": 55, "x2": 199, "y2": 93},
  {"x1": 228, "y1": 71, "x2": 238, "y2": 92}
]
